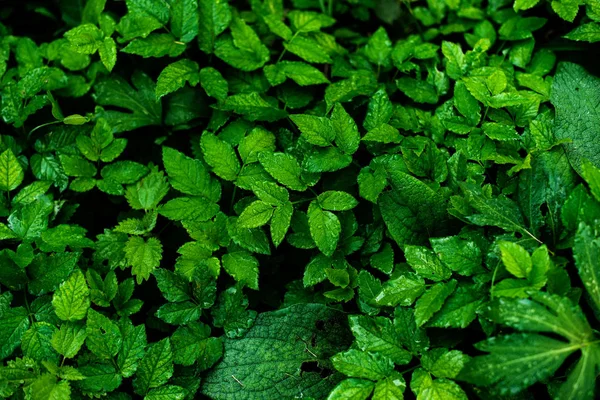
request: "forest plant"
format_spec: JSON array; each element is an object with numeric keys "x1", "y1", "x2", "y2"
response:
[{"x1": 0, "y1": 0, "x2": 600, "y2": 399}]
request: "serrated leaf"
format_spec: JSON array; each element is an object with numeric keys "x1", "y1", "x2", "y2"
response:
[
  {"x1": 349, "y1": 315, "x2": 412, "y2": 365},
  {"x1": 201, "y1": 132, "x2": 241, "y2": 181},
  {"x1": 203, "y1": 304, "x2": 352, "y2": 399},
  {"x1": 198, "y1": 0, "x2": 232, "y2": 54},
  {"x1": 0, "y1": 149, "x2": 24, "y2": 192},
  {"x1": 332, "y1": 349, "x2": 394, "y2": 380},
  {"x1": 290, "y1": 114, "x2": 335, "y2": 146},
  {"x1": 125, "y1": 236, "x2": 163, "y2": 283},
  {"x1": 163, "y1": 146, "x2": 221, "y2": 201},
  {"x1": 156, "y1": 59, "x2": 200, "y2": 99},
  {"x1": 86, "y1": 309, "x2": 122, "y2": 359},
  {"x1": 133, "y1": 338, "x2": 174, "y2": 395},
  {"x1": 259, "y1": 152, "x2": 306, "y2": 191},
  {"x1": 52, "y1": 269, "x2": 90, "y2": 321},
  {"x1": 415, "y1": 280, "x2": 457, "y2": 327},
  {"x1": 308, "y1": 201, "x2": 341, "y2": 257},
  {"x1": 200, "y1": 67, "x2": 228, "y2": 100},
  {"x1": 237, "y1": 200, "x2": 274, "y2": 229},
  {"x1": 331, "y1": 103, "x2": 359, "y2": 155},
  {"x1": 222, "y1": 251, "x2": 259, "y2": 290}
]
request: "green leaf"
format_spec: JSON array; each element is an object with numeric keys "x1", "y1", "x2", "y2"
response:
[
  {"x1": 52, "y1": 269, "x2": 90, "y2": 321},
  {"x1": 364, "y1": 88, "x2": 393, "y2": 131},
  {"x1": 51, "y1": 322, "x2": 87, "y2": 358},
  {"x1": 159, "y1": 197, "x2": 219, "y2": 222},
  {"x1": 264, "y1": 61, "x2": 329, "y2": 87},
  {"x1": 8, "y1": 196, "x2": 54, "y2": 242},
  {"x1": 459, "y1": 333, "x2": 578, "y2": 395},
  {"x1": 259, "y1": 152, "x2": 306, "y2": 191},
  {"x1": 317, "y1": 191, "x2": 358, "y2": 211},
  {"x1": 76, "y1": 362, "x2": 122, "y2": 395},
  {"x1": 453, "y1": 81, "x2": 480, "y2": 126},
  {"x1": 162, "y1": 146, "x2": 221, "y2": 201},
  {"x1": 556, "y1": 346, "x2": 599, "y2": 400},
  {"x1": 365, "y1": 27, "x2": 392, "y2": 67},
  {"x1": 125, "y1": 168, "x2": 170, "y2": 210},
  {"x1": 20, "y1": 322, "x2": 57, "y2": 362},
  {"x1": 146, "y1": 385, "x2": 188, "y2": 400},
  {"x1": 156, "y1": 301, "x2": 202, "y2": 325},
  {"x1": 582, "y1": 160, "x2": 600, "y2": 202},
  {"x1": 170, "y1": 0, "x2": 199, "y2": 43},
  {"x1": 238, "y1": 127, "x2": 276, "y2": 164},
  {"x1": 430, "y1": 236, "x2": 483, "y2": 276},
  {"x1": 327, "y1": 379, "x2": 375, "y2": 400},
  {"x1": 0, "y1": 149, "x2": 24, "y2": 192},
  {"x1": 64, "y1": 24, "x2": 103, "y2": 54},
  {"x1": 86, "y1": 309, "x2": 122, "y2": 359},
  {"x1": 573, "y1": 223, "x2": 600, "y2": 317},
  {"x1": 125, "y1": 236, "x2": 163, "y2": 283},
  {"x1": 237, "y1": 200, "x2": 274, "y2": 229},
  {"x1": 222, "y1": 251, "x2": 259, "y2": 290},
  {"x1": 404, "y1": 245, "x2": 452, "y2": 282},
  {"x1": 370, "y1": 243, "x2": 394, "y2": 275},
  {"x1": 422, "y1": 349, "x2": 469, "y2": 379},
  {"x1": 201, "y1": 132, "x2": 241, "y2": 181},
  {"x1": 396, "y1": 77, "x2": 439, "y2": 104},
  {"x1": 28, "y1": 252, "x2": 79, "y2": 295},
  {"x1": 200, "y1": 67, "x2": 228, "y2": 100},
  {"x1": 551, "y1": 62, "x2": 600, "y2": 174},
  {"x1": 362, "y1": 123, "x2": 402, "y2": 144},
  {"x1": 288, "y1": 10, "x2": 335, "y2": 32},
  {"x1": 198, "y1": 0, "x2": 232, "y2": 54},
  {"x1": 59, "y1": 154, "x2": 97, "y2": 177},
  {"x1": 564, "y1": 23, "x2": 600, "y2": 43},
  {"x1": 117, "y1": 321, "x2": 147, "y2": 378},
  {"x1": 133, "y1": 338, "x2": 174, "y2": 395},
  {"x1": 156, "y1": 59, "x2": 200, "y2": 99},
  {"x1": 373, "y1": 373, "x2": 406, "y2": 400},
  {"x1": 101, "y1": 161, "x2": 148, "y2": 184},
  {"x1": 427, "y1": 284, "x2": 485, "y2": 329},
  {"x1": 271, "y1": 202, "x2": 293, "y2": 247},
  {"x1": 219, "y1": 92, "x2": 286, "y2": 122},
  {"x1": 284, "y1": 35, "x2": 332, "y2": 63},
  {"x1": 349, "y1": 315, "x2": 412, "y2": 365},
  {"x1": 153, "y1": 269, "x2": 191, "y2": 302},
  {"x1": 263, "y1": 14, "x2": 292, "y2": 40},
  {"x1": 461, "y1": 184, "x2": 539, "y2": 242},
  {"x1": 171, "y1": 322, "x2": 222, "y2": 369},
  {"x1": 411, "y1": 369, "x2": 468, "y2": 400},
  {"x1": 414, "y1": 280, "x2": 457, "y2": 327},
  {"x1": 82, "y1": 0, "x2": 107, "y2": 24},
  {"x1": 290, "y1": 114, "x2": 335, "y2": 146},
  {"x1": 332, "y1": 349, "x2": 394, "y2": 380},
  {"x1": 498, "y1": 241, "x2": 532, "y2": 279},
  {"x1": 94, "y1": 71, "x2": 162, "y2": 133},
  {"x1": 308, "y1": 201, "x2": 341, "y2": 257},
  {"x1": 211, "y1": 285, "x2": 256, "y2": 338},
  {"x1": 331, "y1": 103, "x2": 360, "y2": 155},
  {"x1": 202, "y1": 304, "x2": 352, "y2": 399},
  {"x1": 122, "y1": 33, "x2": 187, "y2": 58},
  {"x1": 118, "y1": 0, "x2": 170, "y2": 41},
  {"x1": 514, "y1": 0, "x2": 541, "y2": 11},
  {"x1": 485, "y1": 292, "x2": 592, "y2": 342},
  {"x1": 29, "y1": 374, "x2": 71, "y2": 400},
  {"x1": 375, "y1": 274, "x2": 426, "y2": 307},
  {"x1": 0, "y1": 306, "x2": 30, "y2": 359},
  {"x1": 214, "y1": 16, "x2": 269, "y2": 70}
]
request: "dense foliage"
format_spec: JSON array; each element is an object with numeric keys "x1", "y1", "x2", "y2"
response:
[{"x1": 1, "y1": 0, "x2": 600, "y2": 399}]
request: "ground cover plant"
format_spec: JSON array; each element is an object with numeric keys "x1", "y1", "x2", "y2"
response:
[{"x1": 1, "y1": 0, "x2": 600, "y2": 398}]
